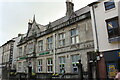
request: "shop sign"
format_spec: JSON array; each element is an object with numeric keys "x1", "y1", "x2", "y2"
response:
[
  {"x1": 118, "y1": 52, "x2": 120, "y2": 58},
  {"x1": 107, "y1": 63, "x2": 117, "y2": 78},
  {"x1": 37, "y1": 52, "x2": 49, "y2": 56}
]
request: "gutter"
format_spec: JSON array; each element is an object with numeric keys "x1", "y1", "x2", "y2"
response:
[{"x1": 88, "y1": 2, "x2": 99, "y2": 51}]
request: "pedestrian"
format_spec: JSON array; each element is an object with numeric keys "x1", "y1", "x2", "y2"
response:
[
  {"x1": 114, "y1": 69, "x2": 120, "y2": 80},
  {"x1": 61, "y1": 68, "x2": 65, "y2": 78}
]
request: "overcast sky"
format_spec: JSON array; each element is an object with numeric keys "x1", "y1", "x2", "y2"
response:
[{"x1": 0, "y1": 0, "x2": 97, "y2": 46}]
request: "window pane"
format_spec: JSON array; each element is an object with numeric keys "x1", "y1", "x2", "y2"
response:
[
  {"x1": 63, "y1": 39, "x2": 65, "y2": 45},
  {"x1": 63, "y1": 33, "x2": 65, "y2": 38},
  {"x1": 59, "y1": 58, "x2": 62, "y2": 63},
  {"x1": 38, "y1": 40, "x2": 43, "y2": 51},
  {"x1": 63, "y1": 57, "x2": 65, "y2": 63},
  {"x1": 106, "y1": 17, "x2": 120, "y2": 38},
  {"x1": 71, "y1": 29, "x2": 76, "y2": 36},
  {"x1": 76, "y1": 36, "x2": 79, "y2": 43},
  {"x1": 19, "y1": 47, "x2": 22, "y2": 56},
  {"x1": 72, "y1": 56, "x2": 75, "y2": 62},
  {"x1": 59, "y1": 33, "x2": 65, "y2": 46},
  {"x1": 76, "y1": 55, "x2": 80, "y2": 62},
  {"x1": 51, "y1": 66, "x2": 53, "y2": 71},
  {"x1": 72, "y1": 37, "x2": 75, "y2": 44},
  {"x1": 47, "y1": 37, "x2": 52, "y2": 49}
]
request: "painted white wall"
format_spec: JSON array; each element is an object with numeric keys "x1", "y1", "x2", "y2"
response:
[
  {"x1": 90, "y1": 0, "x2": 120, "y2": 52},
  {"x1": 119, "y1": 0, "x2": 120, "y2": 31}
]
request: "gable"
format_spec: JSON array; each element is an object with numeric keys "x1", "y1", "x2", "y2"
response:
[{"x1": 27, "y1": 22, "x2": 40, "y2": 38}]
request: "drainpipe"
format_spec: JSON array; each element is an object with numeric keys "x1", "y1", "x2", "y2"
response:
[
  {"x1": 91, "y1": 5, "x2": 99, "y2": 51},
  {"x1": 88, "y1": 2, "x2": 99, "y2": 79},
  {"x1": 53, "y1": 33, "x2": 56, "y2": 74},
  {"x1": 88, "y1": 5, "x2": 100, "y2": 78}
]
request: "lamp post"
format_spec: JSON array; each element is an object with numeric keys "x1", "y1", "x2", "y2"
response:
[
  {"x1": 77, "y1": 60, "x2": 83, "y2": 80},
  {"x1": 28, "y1": 61, "x2": 32, "y2": 80}
]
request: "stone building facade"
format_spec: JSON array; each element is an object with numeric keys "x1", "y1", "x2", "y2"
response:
[{"x1": 16, "y1": 0, "x2": 95, "y2": 78}]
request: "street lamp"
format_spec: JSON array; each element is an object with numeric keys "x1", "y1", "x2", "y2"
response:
[{"x1": 77, "y1": 60, "x2": 83, "y2": 80}]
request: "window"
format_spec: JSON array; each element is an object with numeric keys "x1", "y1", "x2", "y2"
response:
[
  {"x1": 18, "y1": 62, "x2": 22, "y2": 72},
  {"x1": 38, "y1": 59, "x2": 42, "y2": 72},
  {"x1": 59, "y1": 57, "x2": 65, "y2": 73},
  {"x1": 23, "y1": 61, "x2": 27, "y2": 73},
  {"x1": 19, "y1": 47, "x2": 22, "y2": 56},
  {"x1": 38, "y1": 40, "x2": 43, "y2": 52},
  {"x1": 24, "y1": 45, "x2": 27, "y2": 55},
  {"x1": 70, "y1": 29, "x2": 79, "y2": 44},
  {"x1": 71, "y1": 54, "x2": 80, "y2": 73},
  {"x1": 28, "y1": 43, "x2": 33, "y2": 54},
  {"x1": 106, "y1": 17, "x2": 120, "y2": 38},
  {"x1": 104, "y1": 0, "x2": 115, "y2": 10},
  {"x1": 47, "y1": 36, "x2": 53, "y2": 50},
  {"x1": 47, "y1": 58, "x2": 53, "y2": 72},
  {"x1": 58, "y1": 33, "x2": 65, "y2": 47}
]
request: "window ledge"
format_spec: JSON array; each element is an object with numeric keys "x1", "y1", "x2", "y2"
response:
[
  {"x1": 109, "y1": 36, "x2": 120, "y2": 43},
  {"x1": 105, "y1": 7, "x2": 116, "y2": 13}
]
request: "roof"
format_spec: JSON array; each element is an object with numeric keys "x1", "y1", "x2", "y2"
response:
[
  {"x1": 1, "y1": 39, "x2": 15, "y2": 47},
  {"x1": 45, "y1": 6, "x2": 90, "y2": 28}
]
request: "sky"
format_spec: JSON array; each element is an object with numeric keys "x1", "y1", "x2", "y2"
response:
[{"x1": 0, "y1": 0, "x2": 97, "y2": 46}]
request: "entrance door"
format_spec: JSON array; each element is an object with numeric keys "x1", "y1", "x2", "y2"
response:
[{"x1": 28, "y1": 66, "x2": 32, "y2": 79}]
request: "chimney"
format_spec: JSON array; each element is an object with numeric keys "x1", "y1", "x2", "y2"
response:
[
  {"x1": 66, "y1": 0, "x2": 74, "y2": 17},
  {"x1": 18, "y1": 33, "x2": 24, "y2": 37}
]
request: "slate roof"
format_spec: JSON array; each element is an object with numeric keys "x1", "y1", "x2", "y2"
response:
[{"x1": 45, "y1": 6, "x2": 90, "y2": 28}]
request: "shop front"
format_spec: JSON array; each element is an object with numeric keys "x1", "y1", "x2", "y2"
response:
[{"x1": 98, "y1": 49, "x2": 120, "y2": 79}]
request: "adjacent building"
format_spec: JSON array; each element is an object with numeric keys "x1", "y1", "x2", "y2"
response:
[
  {"x1": 0, "y1": 34, "x2": 23, "y2": 80},
  {"x1": 89, "y1": 0, "x2": 120, "y2": 79},
  {"x1": 2, "y1": 39, "x2": 15, "y2": 79}
]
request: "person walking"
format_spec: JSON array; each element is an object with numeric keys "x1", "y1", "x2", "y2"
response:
[{"x1": 115, "y1": 70, "x2": 120, "y2": 80}]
